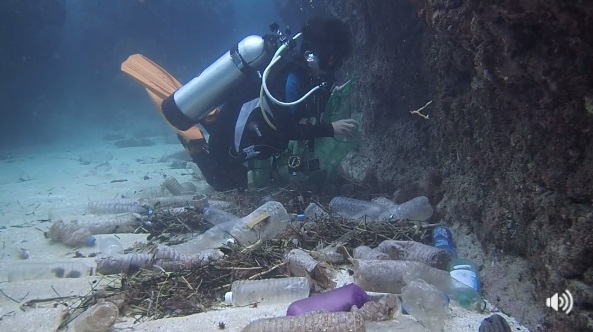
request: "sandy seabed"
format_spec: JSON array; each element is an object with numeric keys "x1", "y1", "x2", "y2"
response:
[{"x1": 0, "y1": 136, "x2": 530, "y2": 332}]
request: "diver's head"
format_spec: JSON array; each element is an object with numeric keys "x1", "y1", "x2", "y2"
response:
[{"x1": 299, "y1": 17, "x2": 353, "y2": 77}]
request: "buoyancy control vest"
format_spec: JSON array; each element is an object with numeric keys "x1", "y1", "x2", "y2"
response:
[{"x1": 230, "y1": 61, "x2": 335, "y2": 163}]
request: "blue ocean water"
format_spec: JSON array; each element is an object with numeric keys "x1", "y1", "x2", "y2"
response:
[{"x1": 0, "y1": 0, "x2": 320, "y2": 149}]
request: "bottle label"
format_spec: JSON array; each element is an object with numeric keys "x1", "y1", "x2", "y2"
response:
[
  {"x1": 433, "y1": 239, "x2": 452, "y2": 248},
  {"x1": 450, "y1": 269, "x2": 478, "y2": 290},
  {"x1": 244, "y1": 211, "x2": 271, "y2": 229}
]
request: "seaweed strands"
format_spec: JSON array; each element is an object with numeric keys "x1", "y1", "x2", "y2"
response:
[
  {"x1": 293, "y1": 214, "x2": 431, "y2": 252},
  {"x1": 121, "y1": 241, "x2": 289, "y2": 320}
]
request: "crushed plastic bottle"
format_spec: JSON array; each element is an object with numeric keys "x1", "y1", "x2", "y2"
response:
[
  {"x1": 352, "y1": 259, "x2": 482, "y2": 310},
  {"x1": 352, "y1": 245, "x2": 390, "y2": 260},
  {"x1": 230, "y1": 201, "x2": 290, "y2": 246},
  {"x1": 203, "y1": 206, "x2": 241, "y2": 225},
  {"x1": 1, "y1": 260, "x2": 95, "y2": 282},
  {"x1": 379, "y1": 196, "x2": 433, "y2": 221},
  {"x1": 304, "y1": 202, "x2": 330, "y2": 219},
  {"x1": 376, "y1": 240, "x2": 451, "y2": 270},
  {"x1": 225, "y1": 277, "x2": 310, "y2": 306},
  {"x1": 70, "y1": 300, "x2": 119, "y2": 332},
  {"x1": 287, "y1": 283, "x2": 370, "y2": 316},
  {"x1": 171, "y1": 220, "x2": 238, "y2": 254},
  {"x1": 402, "y1": 279, "x2": 449, "y2": 332},
  {"x1": 47, "y1": 220, "x2": 95, "y2": 247},
  {"x1": 329, "y1": 197, "x2": 386, "y2": 221},
  {"x1": 241, "y1": 311, "x2": 366, "y2": 332},
  {"x1": 99, "y1": 237, "x2": 124, "y2": 256}
]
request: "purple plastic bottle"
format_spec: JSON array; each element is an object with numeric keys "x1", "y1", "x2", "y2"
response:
[{"x1": 286, "y1": 283, "x2": 370, "y2": 316}]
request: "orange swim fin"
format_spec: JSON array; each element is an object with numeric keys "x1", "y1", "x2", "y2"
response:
[{"x1": 121, "y1": 54, "x2": 205, "y2": 147}]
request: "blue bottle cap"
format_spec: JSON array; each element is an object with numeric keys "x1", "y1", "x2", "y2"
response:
[
  {"x1": 86, "y1": 236, "x2": 96, "y2": 247},
  {"x1": 296, "y1": 214, "x2": 305, "y2": 221}
]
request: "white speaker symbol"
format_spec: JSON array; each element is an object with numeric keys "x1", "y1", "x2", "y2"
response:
[{"x1": 546, "y1": 290, "x2": 573, "y2": 314}]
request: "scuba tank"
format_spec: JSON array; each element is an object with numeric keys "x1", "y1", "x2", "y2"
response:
[
  {"x1": 162, "y1": 35, "x2": 275, "y2": 131},
  {"x1": 162, "y1": 23, "x2": 326, "y2": 132}
]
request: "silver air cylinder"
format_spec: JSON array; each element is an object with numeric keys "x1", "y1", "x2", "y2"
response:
[{"x1": 162, "y1": 35, "x2": 270, "y2": 131}]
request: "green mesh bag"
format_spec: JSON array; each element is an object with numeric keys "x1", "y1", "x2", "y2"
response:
[{"x1": 316, "y1": 79, "x2": 360, "y2": 182}]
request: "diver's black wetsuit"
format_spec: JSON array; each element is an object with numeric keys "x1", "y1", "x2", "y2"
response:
[{"x1": 193, "y1": 62, "x2": 335, "y2": 191}]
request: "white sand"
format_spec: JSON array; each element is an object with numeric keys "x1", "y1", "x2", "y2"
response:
[{"x1": 0, "y1": 137, "x2": 530, "y2": 331}]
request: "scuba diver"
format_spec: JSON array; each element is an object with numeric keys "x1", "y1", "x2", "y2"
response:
[{"x1": 122, "y1": 16, "x2": 358, "y2": 191}]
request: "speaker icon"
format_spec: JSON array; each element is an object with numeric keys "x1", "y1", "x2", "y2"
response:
[{"x1": 546, "y1": 290, "x2": 573, "y2": 314}]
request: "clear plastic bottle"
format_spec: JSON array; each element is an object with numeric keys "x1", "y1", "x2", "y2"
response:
[
  {"x1": 401, "y1": 279, "x2": 449, "y2": 332},
  {"x1": 303, "y1": 202, "x2": 329, "y2": 219},
  {"x1": 241, "y1": 311, "x2": 365, "y2": 332},
  {"x1": 371, "y1": 196, "x2": 398, "y2": 208},
  {"x1": 100, "y1": 237, "x2": 124, "y2": 256},
  {"x1": 1, "y1": 260, "x2": 95, "y2": 282},
  {"x1": 172, "y1": 219, "x2": 238, "y2": 254},
  {"x1": 352, "y1": 259, "x2": 482, "y2": 310},
  {"x1": 404, "y1": 261, "x2": 482, "y2": 309},
  {"x1": 286, "y1": 283, "x2": 370, "y2": 316},
  {"x1": 329, "y1": 197, "x2": 386, "y2": 220},
  {"x1": 225, "y1": 277, "x2": 310, "y2": 306},
  {"x1": 70, "y1": 300, "x2": 119, "y2": 332},
  {"x1": 203, "y1": 206, "x2": 241, "y2": 225},
  {"x1": 230, "y1": 201, "x2": 290, "y2": 246},
  {"x1": 380, "y1": 196, "x2": 433, "y2": 221}
]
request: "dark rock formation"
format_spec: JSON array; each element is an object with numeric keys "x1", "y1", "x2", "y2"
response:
[{"x1": 303, "y1": 0, "x2": 593, "y2": 330}]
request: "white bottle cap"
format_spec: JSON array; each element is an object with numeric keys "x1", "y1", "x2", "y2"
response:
[{"x1": 224, "y1": 291, "x2": 233, "y2": 303}]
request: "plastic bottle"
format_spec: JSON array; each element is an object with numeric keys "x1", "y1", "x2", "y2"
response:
[
  {"x1": 162, "y1": 177, "x2": 185, "y2": 196},
  {"x1": 87, "y1": 199, "x2": 147, "y2": 214},
  {"x1": 329, "y1": 197, "x2": 386, "y2": 221},
  {"x1": 371, "y1": 196, "x2": 398, "y2": 208},
  {"x1": 1, "y1": 260, "x2": 95, "y2": 282},
  {"x1": 241, "y1": 311, "x2": 365, "y2": 332},
  {"x1": 432, "y1": 226, "x2": 481, "y2": 294},
  {"x1": 100, "y1": 237, "x2": 124, "y2": 256},
  {"x1": 203, "y1": 206, "x2": 241, "y2": 225},
  {"x1": 449, "y1": 258, "x2": 481, "y2": 293},
  {"x1": 352, "y1": 259, "x2": 482, "y2": 310},
  {"x1": 432, "y1": 226, "x2": 457, "y2": 258},
  {"x1": 286, "y1": 283, "x2": 370, "y2": 316},
  {"x1": 225, "y1": 277, "x2": 310, "y2": 306},
  {"x1": 172, "y1": 219, "x2": 238, "y2": 254},
  {"x1": 303, "y1": 202, "x2": 329, "y2": 219},
  {"x1": 376, "y1": 240, "x2": 451, "y2": 270},
  {"x1": 379, "y1": 196, "x2": 433, "y2": 221},
  {"x1": 70, "y1": 300, "x2": 119, "y2": 332},
  {"x1": 230, "y1": 201, "x2": 290, "y2": 246},
  {"x1": 47, "y1": 220, "x2": 96, "y2": 247},
  {"x1": 353, "y1": 245, "x2": 390, "y2": 260},
  {"x1": 405, "y1": 261, "x2": 481, "y2": 309},
  {"x1": 401, "y1": 279, "x2": 449, "y2": 332}
]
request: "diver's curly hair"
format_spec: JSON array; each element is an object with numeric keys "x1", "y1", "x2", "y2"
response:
[{"x1": 300, "y1": 16, "x2": 353, "y2": 61}]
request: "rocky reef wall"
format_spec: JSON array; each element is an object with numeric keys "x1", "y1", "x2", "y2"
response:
[{"x1": 304, "y1": 0, "x2": 593, "y2": 330}]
